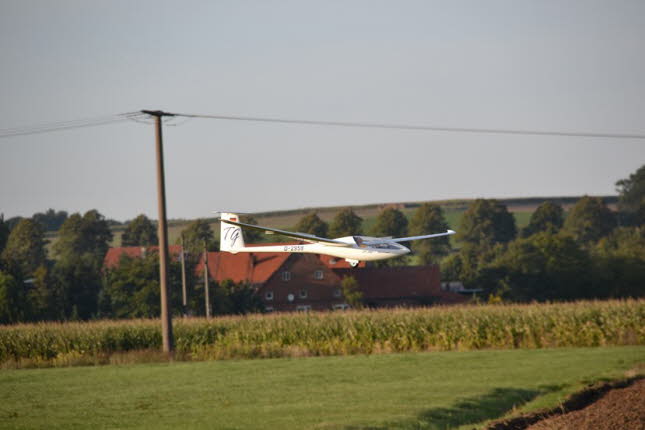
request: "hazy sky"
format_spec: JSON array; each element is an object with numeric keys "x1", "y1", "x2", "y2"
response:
[{"x1": 1, "y1": 0, "x2": 644, "y2": 221}]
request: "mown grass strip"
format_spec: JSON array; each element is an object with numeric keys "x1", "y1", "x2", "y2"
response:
[{"x1": 0, "y1": 347, "x2": 642, "y2": 429}]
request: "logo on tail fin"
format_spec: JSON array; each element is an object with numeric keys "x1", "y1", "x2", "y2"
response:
[{"x1": 223, "y1": 226, "x2": 241, "y2": 248}]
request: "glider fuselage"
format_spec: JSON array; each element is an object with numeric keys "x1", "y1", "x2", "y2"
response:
[{"x1": 228, "y1": 238, "x2": 410, "y2": 262}]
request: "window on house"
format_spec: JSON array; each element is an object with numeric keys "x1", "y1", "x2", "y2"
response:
[
  {"x1": 328, "y1": 258, "x2": 337, "y2": 265},
  {"x1": 265, "y1": 306, "x2": 274, "y2": 313},
  {"x1": 299, "y1": 289, "x2": 308, "y2": 299},
  {"x1": 332, "y1": 303, "x2": 350, "y2": 311},
  {"x1": 265, "y1": 291, "x2": 274, "y2": 301},
  {"x1": 296, "y1": 305, "x2": 311, "y2": 312},
  {"x1": 281, "y1": 271, "x2": 291, "y2": 281},
  {"x1": 314, "y1": 270, "x2": 323, "y2": 280},
  {"x1": 333, "y1": 288, "x2": 342, "y2": 298}
]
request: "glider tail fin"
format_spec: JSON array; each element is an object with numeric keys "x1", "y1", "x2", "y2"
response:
[{"x1": 220, "y1": 213, "x2": 246, "y2": 253}]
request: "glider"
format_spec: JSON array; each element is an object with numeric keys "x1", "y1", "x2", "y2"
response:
[{"x1": 218, "y1": 212, "x2": 455, "y2": 267}]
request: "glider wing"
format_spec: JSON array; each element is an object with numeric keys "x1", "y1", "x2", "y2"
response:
[
  {"x1": 364, "y1": 230, "x2": 456, "y2": 245},
  {"x1": 387, "y1": 230, "x2": 456, "y2": 243}
]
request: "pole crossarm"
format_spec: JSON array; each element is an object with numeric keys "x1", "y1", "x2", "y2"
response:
[{"x1": 141, "y1": 110, "x2": 176, "y2": 118}]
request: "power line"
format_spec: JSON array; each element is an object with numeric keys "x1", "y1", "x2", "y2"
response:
[
  {"x1": 170, "y1": 112, "x2": 645, "y2": 140},
  {"x1": 0, "y1": 112, "x2": 146, "y2": 138},
  {"x1": 2, "y1": 110, "x2": 644, "y2": 140}
]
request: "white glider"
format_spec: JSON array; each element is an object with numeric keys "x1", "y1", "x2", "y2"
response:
[{"x1": 218, "y1": 212, "x2": 455, "y2": 267}]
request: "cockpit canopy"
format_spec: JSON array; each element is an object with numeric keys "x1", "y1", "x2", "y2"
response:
[
  {"x1": 368, "y1": 242, "x2": 401, "y2": 250},
  {"x1": 352, "y1": 235, "x2": 403, "y2": 250}
]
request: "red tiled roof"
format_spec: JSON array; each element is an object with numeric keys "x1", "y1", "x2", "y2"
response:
[
  {"x1": 195, "y1": 251, "x2": 290, "y2": 284},
  {"x1": 103, "y1": 245, "x2": 183, "y2": 269},
  {"x1": 250, "y1": 253, "x2": 291, "y2": 283}
]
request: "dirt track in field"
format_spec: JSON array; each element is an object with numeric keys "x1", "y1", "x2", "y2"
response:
[{"x1": 485, "y1": 376, "x2": 644, "y2": 430}]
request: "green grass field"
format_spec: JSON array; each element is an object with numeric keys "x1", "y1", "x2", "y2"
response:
[{"x1": 0, "y1": 346, "x2": 642, "y2": 429}]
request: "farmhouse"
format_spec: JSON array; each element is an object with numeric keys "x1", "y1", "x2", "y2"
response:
[
  {"x1": 104, "y1": 246, "x2": 467, "y2": 311},
  {"x1": 192, "y1": 247, "x2": 467, "y2": 311}
]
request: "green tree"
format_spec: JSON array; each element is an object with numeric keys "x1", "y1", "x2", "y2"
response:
[
  {"x1": 5, "y1": 216, "x2": 24, "y2": 231},
  {"x1": 51, "y1": 255, "x2": 102, "y2": 320},
  {"x1": 485, "y1": 232, "x2": 592, "y2": 301},
  {"x1": 441, "y1": 242, "x2": 504, "y2": 286},
  {"x1": 103, "y1": 252, "x2": 183, "y2": 318},
  {"x1": 592, "y1": 227, "x2": 645, "y2": 298},
  {"x1": 409, "y1": 204, "x2": 451, "y2": 264},
  {"x1": 522, "y1": 201, "x2": 564, "y2": 237},
  {"x1": 371, "y1": 207, "x2": 408, "y2": 238},
  {"x1": 595, "y1": 226, "x2": 645, "y2": 260},
  {"x1": 32, "y1": 209, "x2": 68, "y2": 232},
  {"x1": 329, "y1": 208, "x2": 363, "y2": 237},
  {"x1": 616, "y1": 164, "x2": 645, "y2": 226},
  {"x1": 0, "y1": 271, "x2": 24, "y2": 323},
  {"x1": 79, "y1": 210, "x2": 113, "y2": 260},
  {"x1": 26, "y1": 265, "x2": 53, "y2": 321},
  {"x1": 1, "y1": 218, "x2": 47, "y2": 276},
  {"x1": 51, "y1": 210, "x2": 113, "y2": 320},
  {"x1": 210, "y1": 279, "x2": 264, "y2": 315},
  {"x1": 294, "y1": 213, "x2": 329, "y2": 237},
  {"x1": 180, "y1": 219, "x2": 217, "y2": 257},
  {"x1": 53, "y1": 213, "x2": 83, "y2": 257},
  {"x1": 121, "y1": 214, "x2": 158, "y2": 246},
  {"x1": 340, "y1": 275, "x2": 363, "y2": 309},
  {"x1": 0, "y1": 215, "x2": 10, "y2": 256},
  {"x1": 457, "y1": 199, "x2": 517, "y2": 247},
  {"x1": 563, "y1": 196, "x2": 615, "y2": 245},
  {"x1": 53, "y1": 210, "x2": 113, "y2": 263}
]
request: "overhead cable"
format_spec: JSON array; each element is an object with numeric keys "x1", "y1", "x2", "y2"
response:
[
  {"x1": 169, "y1": 112, "x2": 645, "y2": 140},
  {"x1": 2, "y1": 110, "x2": 643, "y2": 140},
  {"x1": 0, "y1": 112, "x2": 146, "y2": 138}
]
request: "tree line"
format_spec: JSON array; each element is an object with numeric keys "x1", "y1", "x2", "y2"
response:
[
  {"x1": 440, "y1": 165, "x2": 645, "y2": 302},
  {"x1": 1, "y1": 164, "x2": 643, "y2": 322},
  {"x1": 288, "y1": 165, "x2": 645, "y2": 301},
  {"x1": 0, "y1": 211, "x2": 260, "y2": 323}
]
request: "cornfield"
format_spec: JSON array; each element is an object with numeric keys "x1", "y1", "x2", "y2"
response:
[{"x1": 1, "y1": 300, "x2": 643, "y2": 368}]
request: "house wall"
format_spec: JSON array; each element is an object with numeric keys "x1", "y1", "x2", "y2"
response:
[
  {"x1": 256, "y1": 254, "x2": 349, "y2": 312},
  {"x1": 334, "y1": 265, "x2": 467, "y2": 308}
]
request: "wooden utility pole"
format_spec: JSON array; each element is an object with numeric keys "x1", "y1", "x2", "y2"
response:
[
  {"x1": 180, "y1": 234, "x2": 188, "y2": 316},
  {"x1": 142, "y1": 110, "x2": 174, "y2": 354},
  {"x1": 203, "y1": 241, "x2": 211, "y2": 318}
]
